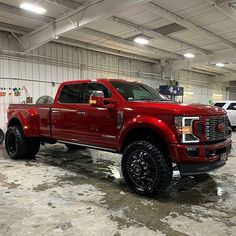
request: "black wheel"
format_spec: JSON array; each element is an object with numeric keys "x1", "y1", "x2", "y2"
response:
[
  {"x1": 5, "y1": 126, "x2": 31, "y2": 159},
  {"x1": 122, "y1": 140, "x2": 172, "y2": 196},
  {"x1": 0, "y1": 128, "x2": 4, "y2": 144},
  {"x1": 28, "y1": 139, "x2": 40, "y2": 157},
  {"x1": 65, "y1": 143, "x2": 85, "y2": 150}
]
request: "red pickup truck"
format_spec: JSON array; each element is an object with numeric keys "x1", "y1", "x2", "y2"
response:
[{"x1": 5, "y1": 79, "x2": 232, "y2": 196}]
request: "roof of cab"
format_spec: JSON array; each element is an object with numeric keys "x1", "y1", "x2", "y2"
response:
[{"x1": 61, "y1": 78, "x2": 139, "y2": 85}]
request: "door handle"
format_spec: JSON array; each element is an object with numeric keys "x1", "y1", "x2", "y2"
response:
[
  {"x1": 77, "y1": 111, "x2": 86, "y2": 116},
  {"x1": 52, "y1": 110, "x2": 59, "y2": 113}
]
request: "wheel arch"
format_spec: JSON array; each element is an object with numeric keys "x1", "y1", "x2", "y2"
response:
[
  {"x1": 119, "y1": 124, "x2": 176, "y2": 164},
  {"x1": 8, "y1": 117, "x2": 22, "y2": 128},
  {"x1": 8, "y1": 111, "x2": 40, "y2": 137}
]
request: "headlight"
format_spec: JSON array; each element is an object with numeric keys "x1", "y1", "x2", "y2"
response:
[{"x1": 175, "y1": 116, "x2": 200, "y2": 143}]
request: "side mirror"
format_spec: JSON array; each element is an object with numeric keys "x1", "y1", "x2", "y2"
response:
[
  {"x1": 89, "y1": 90, "x2": 116, "y2": 109},
  {"x1": 89, "y1": 90, "x2": 104, "y2": 107}
]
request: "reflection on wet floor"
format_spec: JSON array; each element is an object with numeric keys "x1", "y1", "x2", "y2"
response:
[
  {"x1": 0, "y1": 135, "x2": 236, "y2": 235},
  {"x1": 35, "y1": 143, "x2": 236, "y2": 234}
]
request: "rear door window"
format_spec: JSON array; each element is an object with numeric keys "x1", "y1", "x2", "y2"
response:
[
  {"x1": 227, "y1": 103, "x2": 236, "y2": 110},
  {"x1": 58, "y1": 84, "x2": 85, "y2": 103},
  {"x1": 214, "y1": 103, "x2": 226, "y2": 108}
]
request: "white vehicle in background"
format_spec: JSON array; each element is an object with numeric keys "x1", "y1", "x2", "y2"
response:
[{"x1": 213, "y1": 101, "x2": 236, "y2": 128}]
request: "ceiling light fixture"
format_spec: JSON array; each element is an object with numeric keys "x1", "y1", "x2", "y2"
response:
[
  {"x1": 216, "y1": 63, "x2": 224, "y2": 67},
  {"x1": 134, "y1": 37, "x2": 149, "y2": 45},
  {"x1": 20, "y1": 2, "x2": 46, "y2": 14},
  {"x1": 184, "y1": 53, "x2": 195, "y2": 58}
]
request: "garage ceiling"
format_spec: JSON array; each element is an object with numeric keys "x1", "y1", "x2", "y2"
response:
[{"x1": 1, "y1": 0, "x2": 236, "y2": 76}]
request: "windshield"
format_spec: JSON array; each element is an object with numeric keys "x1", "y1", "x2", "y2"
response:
[{"x1": 110, "y1": 81, "x2": 166, "y2": 101}]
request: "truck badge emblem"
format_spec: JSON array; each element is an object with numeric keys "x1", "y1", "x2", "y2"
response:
[{"x1": 216, "y1": 123, "x2": 226, "y2": 132}]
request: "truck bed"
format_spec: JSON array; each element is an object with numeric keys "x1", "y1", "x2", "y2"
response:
[{"x1": 8, "y1": 104, "x2": 52, "y2": 138}]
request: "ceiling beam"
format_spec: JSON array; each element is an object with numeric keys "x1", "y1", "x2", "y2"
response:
[
  {"x1": 171, "y1": 49, "x2": 236, "y2": 70},
  {"x1": 0, "y1": 14, "x2": 170, "y2": 63},
  {"x1": 0, "y1": 23, "x2": 31, "y2": 35},
  {"x1": 47, "y1": 0, "x2": 82, "y2": 9},
  {"x1": 194, "y1": 66, "x2": 229, "y2": 75},
  {"x1": 205, "y1": 0, "x2": 236, "y2": 22},
  {"x1": 80, "y1": 27, "x2": 184, "y2": 59},
  {"x1": 142, "y1": 1, "x2": 236, "y2": 50},
  {"x1": 0, "y1": 22, "x2": 158, "y2": 64},
  {"x1": 20, "y1": 0, "x2": 147, "y2": 52},
  {"x1": 56, "y1": 37, "x2": 159, "y2": 63},
  {"x1": 0, "y1": 3, "x2": 53, "y2": 24},
  {"x1": 183, "y1": 68, "x2": 221, "y2": 76},
  {"x1": 112, "y1": 17, "x2": 211, "y2": 55}
]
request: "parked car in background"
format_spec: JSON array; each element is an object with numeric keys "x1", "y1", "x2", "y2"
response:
[{"x1": 214, "y1": 101, "x2": 236, "y2": 128}]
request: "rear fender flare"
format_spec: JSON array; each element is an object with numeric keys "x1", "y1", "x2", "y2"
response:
[{"x1": 8, "y1": 110, "x2": 40, "y2": 137}]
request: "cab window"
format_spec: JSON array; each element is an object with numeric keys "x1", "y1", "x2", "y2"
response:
[{"x1": 58, "y1": 84, "x2": 85, "y2": 103}]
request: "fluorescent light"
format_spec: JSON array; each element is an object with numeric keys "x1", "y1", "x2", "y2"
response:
[
  {"x1": 134, "y1": 37, "x2": 149, "y2": 45},
  {"x1": 216, "y1": 63, "x2": 224, "y2": 67},
  {"x1": 184, "y1": 53, "x2": 195, "y2": 58},
  {"x1": 20, "y1": 3, "x2": 46, "y2": 14},
  {"x1": 212, "y1": 94, "x2": 223, "y2": 97}
]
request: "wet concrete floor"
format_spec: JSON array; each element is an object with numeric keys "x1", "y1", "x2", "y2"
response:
[{"x1": 0, "y1": 134, "x2": 236, "y2": 235}]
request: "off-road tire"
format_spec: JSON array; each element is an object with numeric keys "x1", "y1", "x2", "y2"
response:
[
  {"x1": 65, "y1": 143, "x2": 85, "y2": 150},
  {"x1": 122, "y1": 140, "x2": 172, "y2": 196},
  {"x1": 5, "y1": 126, "x2": 32, "y2": 159}
]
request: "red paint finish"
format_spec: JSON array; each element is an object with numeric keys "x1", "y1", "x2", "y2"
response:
[{"x1": 7, "y1": 79, "x2": 231, "y2": 165}]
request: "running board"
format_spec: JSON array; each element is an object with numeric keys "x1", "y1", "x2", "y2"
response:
[{"x1": 58, "y1": 140, "x2": 117, "y2": 153}]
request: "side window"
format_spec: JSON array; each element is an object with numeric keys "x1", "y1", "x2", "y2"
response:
[
  {"x1": 133, "y1": 89, "x2": 150, "y2": 100},
  {"x1": 227, "y1": 103, "x2": 236, "y2": 110},
  {"x1": 84, "y1": 83, "x2": 112, "y2": 103},
  {"x1": 58, "y1": 84, "x2": 84, "y2": 103}
]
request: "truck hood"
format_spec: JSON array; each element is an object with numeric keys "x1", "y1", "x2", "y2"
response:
[{"x1": 128, "y1": 101, "x2": 226, "y2": 116}]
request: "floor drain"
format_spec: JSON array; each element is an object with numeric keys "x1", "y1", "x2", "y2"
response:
[{"x1": 0, "y1": 129, "x2": 4, "y2": 144}]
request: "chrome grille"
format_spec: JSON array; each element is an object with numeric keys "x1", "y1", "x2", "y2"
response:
[{"x1": 205, "y1": 115, "x2": 229, "y2": 141}]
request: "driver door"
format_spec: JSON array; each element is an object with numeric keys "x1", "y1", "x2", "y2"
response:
[{"x1": 77, "y1": 82, "x2": 117, "y2": 149}]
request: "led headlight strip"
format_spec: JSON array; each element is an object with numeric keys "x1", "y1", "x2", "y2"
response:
[{"x1": 175, "y1": 116, "x2": 200, "y2": 143}]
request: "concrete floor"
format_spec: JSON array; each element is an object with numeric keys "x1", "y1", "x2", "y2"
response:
[{"x1": 0, "y1": 135, "x2": 236, "y2": 236}]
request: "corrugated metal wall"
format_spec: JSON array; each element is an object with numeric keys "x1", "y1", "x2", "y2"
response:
[
  {"x1": 0, "y1": 31, "x2": 229, "y2": 130},
  {"x1": 176, "y1": 70, "x2": 228, "y2": 104}
]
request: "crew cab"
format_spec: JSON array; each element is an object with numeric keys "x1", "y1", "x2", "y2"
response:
[{"x1": 5, "y1": 79, "x2": 232, "y2": 196}]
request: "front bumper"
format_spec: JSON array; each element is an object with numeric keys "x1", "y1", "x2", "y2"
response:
[{"x1": 170, "y1": 137, "x2": 232, "y2": 175}]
